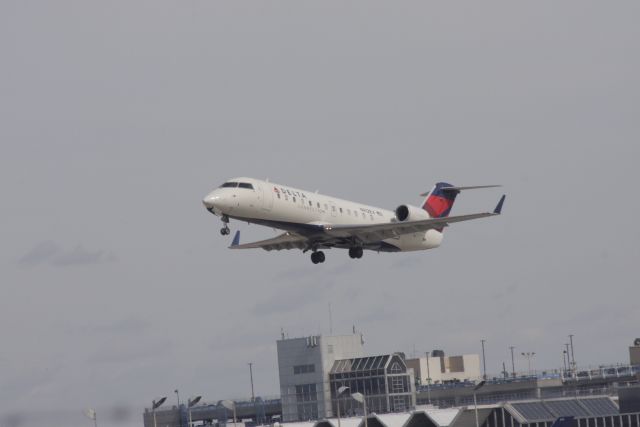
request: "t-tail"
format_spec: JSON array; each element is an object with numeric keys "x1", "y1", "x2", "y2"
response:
[{"x1": 421, "y1": 183, "x2": 502, "y2": 218}]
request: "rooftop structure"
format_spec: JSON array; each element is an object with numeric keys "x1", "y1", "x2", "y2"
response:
[
  {"x1": 270, "y1": 394, "x2": 639, "y2": 427},
  {"x1": 277, "y1": 334, "x2": 365, "y2": 421},
  {"x1": 406, "y1": 352, "x2": 481, "y2": 385},
  {"x1": 329, "y1": 353, "x2": 416, "y2": 415}
]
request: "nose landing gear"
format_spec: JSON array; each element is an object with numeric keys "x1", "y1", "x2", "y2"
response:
[
  {"x1": 310, "y1": 251, "x2": 326, "y2": 264},
  {"x1": 220, "y1": 215, "x2": 230, "y2": 235}
]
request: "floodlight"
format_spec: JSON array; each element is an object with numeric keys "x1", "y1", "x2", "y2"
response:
[
  {"x1": 153, "y1": 397, "x2": 167, "y2": 409},
  {"x1": 351, "y1": 392, "x2": 364, "y2": 403},
  {"x1": 189, "y1": 396, "x2": 202, "y2": 407}
]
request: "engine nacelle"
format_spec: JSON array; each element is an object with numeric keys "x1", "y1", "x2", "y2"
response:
[{"x1": 395, "y1": 204, "x2": 430, "y2": 222}]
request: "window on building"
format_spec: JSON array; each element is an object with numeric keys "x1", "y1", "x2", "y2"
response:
[{"x1": 294, "y1": 364, "x2": 315, "y2": 375}]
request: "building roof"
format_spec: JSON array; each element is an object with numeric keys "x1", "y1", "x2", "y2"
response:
[
  {"x1": 331, "y1": 355, "x2": 391, "y2": 374},
  {"x1": 505, "y1": 396, "x2": 619, "y2": 423}
]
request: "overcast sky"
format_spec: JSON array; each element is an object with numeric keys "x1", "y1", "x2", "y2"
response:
[{"x1": 1, "y1": 1, "x2": 639, "y2": 426}]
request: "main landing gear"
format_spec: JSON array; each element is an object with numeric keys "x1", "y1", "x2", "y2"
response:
[
  {"x1": 220, "y1": 215, "x2": 230, "y2": 236},
  {"x1": 310, "y1": 251, "x2": 326, "y2": 264},
  {"x1": 349, "y1": 247, "x2": 363, "y2": 259}
]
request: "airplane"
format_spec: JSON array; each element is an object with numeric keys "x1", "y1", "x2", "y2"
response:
[{"x1": 202, "y1": 177, "x2": 505, "y2": 264}]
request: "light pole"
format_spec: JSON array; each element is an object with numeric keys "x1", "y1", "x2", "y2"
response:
[
  {"x1": 221, "y1": 400, "x2": 237, "y2": 427},
  {"x1": 83, "y1": 408, "x2": 97, "y2": 427},
  {"x1": 509, "y1": 346, "x2": 516, "y2": 378},
  {"x1": 152, "y1": 397, "x2": 167, "y2": 427},
  {"x1": 425, "y1": 352, "x2": 432, "y2": 405},
  {"x1": 248, "y1": 362, "x2": 255, "y2": 402},
  {"x1": 569, "y1": 334, "x2": 576, "y2": 376},
  {"x1": 352, "y1": 392, "x2": 368, "y2": 427},
  {"x1": 521, "y1": 352, "x2": 536, "y2": 376},
  {"x1": 336, "y1": 386, "x2": 349, "y2": 427},
  {"x1": 481, "y1": 340, "x2": 487, "y2": 380},
  {"x1": 188, "y1": 396, "x2": 202, "y2": 427},
  {"x1": 175, "y1": 389, "x2": 181, "y2": 407},
  {"x1": 562, "y1": 349, "x2": 568, "y2": 377},
  {"x1": 473, "y1": 380, "x2": 486, "y2": 427}
]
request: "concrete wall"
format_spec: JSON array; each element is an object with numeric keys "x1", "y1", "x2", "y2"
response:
[{"x1": 406, "y1": 354, "x2": 482, "y2": 385}]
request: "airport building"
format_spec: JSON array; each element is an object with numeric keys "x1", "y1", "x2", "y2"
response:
[
  {"x1": 142, "y1": 335, "x2": 640, "y2": 427},
  {"x1": 630, "y1": 339, "x2": 640, "y2": 366},
  {"x1": 276, "y1": 334, "x2": 416, "y2": 422},
  {"x1": 406, "y1": 351, "x2": 482, "y2": 385},
  {"x1": 277, "y1": 334, "x2": 365, "y2": 421}
]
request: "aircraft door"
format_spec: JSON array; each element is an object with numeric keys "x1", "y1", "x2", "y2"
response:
[
  {"x1": 258, "y1": 184, "x2": 273, "y2": 211},
  {"x1": 329, "y1": 201, "x2": 337, "y2": 218}
]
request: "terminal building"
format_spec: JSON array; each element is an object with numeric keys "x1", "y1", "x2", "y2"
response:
[{"x1": 276, "y1": 333, "x2": 416, "y2": 422}]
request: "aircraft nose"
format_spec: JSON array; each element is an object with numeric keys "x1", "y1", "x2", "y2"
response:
[
  {"x1": 202, "y1": 192, "x2": 221, "y2": 210},
  {"x1": 202, "y1": 195, "x2": 215, "y2": 209}
]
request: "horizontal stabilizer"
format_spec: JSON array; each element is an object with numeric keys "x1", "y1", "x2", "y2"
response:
[{"x1": 420, "y1": 185, "x2": 500, "y2": 197}]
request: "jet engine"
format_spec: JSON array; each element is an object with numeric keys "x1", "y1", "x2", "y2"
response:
[{"x1": 395, "y1": 204, "x2": 430, "y2": 222}]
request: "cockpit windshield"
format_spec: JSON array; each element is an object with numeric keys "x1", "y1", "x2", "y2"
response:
[{"x1": 220, "y1": 181, "x2": 254, "y2": 190}]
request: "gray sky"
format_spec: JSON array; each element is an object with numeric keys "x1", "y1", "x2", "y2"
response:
[{"x1": 1, "y1": 1, "x2": 639, "y2": 426}]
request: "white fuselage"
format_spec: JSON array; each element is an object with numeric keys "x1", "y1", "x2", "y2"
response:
[{"x1": 203, "y1": 177, "x2": 443, "y2": 252}]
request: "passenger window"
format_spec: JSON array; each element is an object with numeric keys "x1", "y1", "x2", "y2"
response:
[
  {"x1": 293, "y1": 197, "x2": 296, "y2": 203},
  {"x1": 277, "y1": 193, "x2": 281, "y2": 199},
  {"x1": 332, "y1": 206, "x2": 336, "y2": 212},
  {"x1": 339, "y1": 208, "x2": 343, "y2": 213},
  {"x1": 317, "y1": 202, "x2": 320, "y2": 208},
  {"x1": 309, "y1": 201, "x2": 312, "y2": 206}
]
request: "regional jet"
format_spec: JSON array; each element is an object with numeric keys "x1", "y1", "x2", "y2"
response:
[{"x1": 202, "y1": 178, "x2": 505, "y2": 264}]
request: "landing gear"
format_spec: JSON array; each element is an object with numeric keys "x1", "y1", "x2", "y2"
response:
[
  {"x1": 311, "y1": 251, "x2": 326, "y2": 264},
  {"x1": 349, "y1": 247, "x2": 363, "y2": 259},
  {"x1": 220, "y1": 215, "x2": 230, "y2": 235}
]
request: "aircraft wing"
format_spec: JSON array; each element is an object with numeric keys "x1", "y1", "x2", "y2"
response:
[
  {"x1": 229, "y1": 231, "x2": 309, "y2": 251},
  {"x1": 323, "y1": 195, "x2": 506, "y2": 243}
]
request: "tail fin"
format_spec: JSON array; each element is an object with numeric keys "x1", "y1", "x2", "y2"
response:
[{"x1": 422, "y1": 182, "x2": 459, "y2": 218}]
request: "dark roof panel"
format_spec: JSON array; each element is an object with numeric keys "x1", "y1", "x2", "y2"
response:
[
  {"x1": 545, "y1": 399, "x2": 590, "y2": 418},
  {"x1": 579, "y1": 397, "x2": 619, "y2": 416},
  {"x1": 510, "y1": 402, "x2": 555, "y2": 422}
]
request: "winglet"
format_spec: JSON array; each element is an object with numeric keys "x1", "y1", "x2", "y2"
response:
[
  {"x1": 230, "y1": 230, "x2": 241, "y2": 248},
  {"x1": 493, "y1": 195, "x2": 506, "y2": 214}
]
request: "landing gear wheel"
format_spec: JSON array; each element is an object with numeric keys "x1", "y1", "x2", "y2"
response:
[
  {"x1": 349, "y1": 247, "x2": 363, "y2": 259},
  {"x1": 311, "y1": 251, "x2": 326, "y2": 264},
  {"x1": 220, "y1": 226, "x2": 230, "y2": 236}
]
